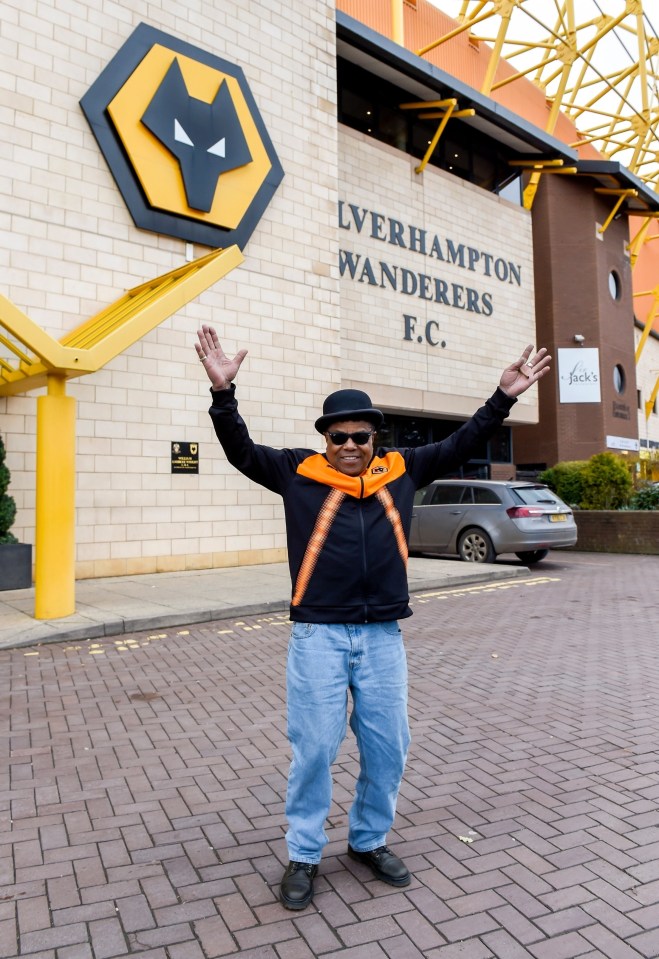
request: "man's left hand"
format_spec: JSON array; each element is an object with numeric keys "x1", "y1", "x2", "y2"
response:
[{"x1": 499, "y1": 345, "x2": 551, "y2": 398}]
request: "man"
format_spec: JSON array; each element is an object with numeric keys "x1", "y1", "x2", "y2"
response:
[{"x1": 195, "y1": 324, "x2": 550, "y2": 910}]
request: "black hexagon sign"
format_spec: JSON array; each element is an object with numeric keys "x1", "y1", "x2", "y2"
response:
[{"x1": 80, "y1": 23, "x2": 284, "y2": 248}]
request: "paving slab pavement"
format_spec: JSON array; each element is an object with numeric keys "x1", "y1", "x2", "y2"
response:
[
  {"x1": 0, "y1": 557, "x2": 532, "y2": 651},
  {"x1": 2, "y1": 552, "x2": 658, "y2": 958}
]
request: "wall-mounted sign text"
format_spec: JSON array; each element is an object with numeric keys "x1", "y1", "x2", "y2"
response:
[
  {"x1": 606, "y1": 435, "x2": 639, "y2": 452},
  {"x1": 558, "y1": 348, "x2": 601, "y2": 403},
  {"x1": 338, "y1": 200, "x2": 523, "y2": 317},
  {"x1": 171, "y1": 442, "x2": 199, "y2": 474}
]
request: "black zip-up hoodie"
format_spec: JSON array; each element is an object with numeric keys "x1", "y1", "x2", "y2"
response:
[{"x1": 209, "y1": 384, "x2": 516, "y2": 624}]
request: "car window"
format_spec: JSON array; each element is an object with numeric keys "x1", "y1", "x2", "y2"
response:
[
  {"x1": 511, "y1": 485, "x2": 564, "y2": 506},
  {"x1": 413, "y1": 487, "x2": 427, "y2": 506},
  {"x1": 472, "y1": 487, "x2": 502, "y2": 504},
  {"x1": 430, "y1": 485, "x2": 467, "y2": 505}
]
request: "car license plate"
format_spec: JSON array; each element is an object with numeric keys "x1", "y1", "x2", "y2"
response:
[{"x1": 550, "y1": 513, "x2": 567, "y2": 522}]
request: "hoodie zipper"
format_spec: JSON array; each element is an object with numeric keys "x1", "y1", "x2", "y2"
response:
[{"x1": 359, "y1": 476, "x2": 369, "y2": 621}]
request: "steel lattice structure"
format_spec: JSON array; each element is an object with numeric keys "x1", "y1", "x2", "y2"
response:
[
  {"x1": 414, "y1": 0, "x2": 659, "y2": 402},
  {"x1": 423, "y1": 1, "x2": 659, "y2": 191}
]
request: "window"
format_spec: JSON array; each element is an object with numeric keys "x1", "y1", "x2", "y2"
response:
[
  {"x1": 430, "y1": 484, "x2": 466, "y2": 505},
  {"x1": 512, "y1": 486, "x2": 561, "y2": 506},
  {"x1": 613, "y1": 364, "x2": 626, "y2": 394},
  {"x1": 472, "y1": 486, "x2": 501, "y2": 504},
  {"x1": 377, "y1": 413, "x2": 510, "y2": 476},
  {"x1": 608, "y1": 270, "x2": 621, "y2": 301},
  {"x1": 337, "y1": 58, "x2": 523, "y2": 200}
]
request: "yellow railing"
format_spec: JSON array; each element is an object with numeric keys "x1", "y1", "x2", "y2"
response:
[{"x1": 0, "y1": 245, "x2": 244, "y2": 618}]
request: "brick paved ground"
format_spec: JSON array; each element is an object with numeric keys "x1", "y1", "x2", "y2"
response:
[{"x1": 2, "y1": 551, "x2": 659, "y2": 958}]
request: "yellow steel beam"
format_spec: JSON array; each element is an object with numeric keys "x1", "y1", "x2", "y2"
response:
[
  {"x1": 509, "y1": 158, "x2": 569, "y2": 168},
  {"x1": 634, "y1": 287, "x2": 659, "y2": 363},
  {"x1": 593, "y1": 188, "x2": 638, "y2": 233},
  {"x1": 0, "y1": 295, "x2": 89, "y2": 372},
  {"x1": 418, "y1": 101, "x2": 455, "y2": 173},
  {"x1": 417, "y1": 102, "x2": 456, "y2": 173},
  {"x1": 399, "y1": 98, "x2": 472, "y2": 174},
  {"x1": 481, "y1": 1, "x2": 514, "y2": 96},
  {"x1": 491, "y1": 55, "x2": 553, "y2": 91},
  {"x1": 646, "y1": 375, "x2": 659, "y2": 421},
  {"x1": 636, "y1": 7, "x2": 649, "y2": 116},
  {"x1": 417, "y1": 108, "x2": 475, "y2": 119},
  {"x1": 507, "y1": 158, "x2": 577, "y2": 207},
  {"x1": 1, "y1": 244, "x2": 244, "y2": 620},
  {"x1": 415, "y1": 6, "x2": 494, "y2": 57},
  {"x1": 0, "y1": 245, "x2": 244, "y2": 396},
  {"x1": 522, "y1": 8, "x2": 575, "y2": 215},
  {"x1": 418, "y1": 2, "x2": 659, "y2": 193},
  {"x1": 391, "y1": 0, "x2": 404, "y2": 45}
]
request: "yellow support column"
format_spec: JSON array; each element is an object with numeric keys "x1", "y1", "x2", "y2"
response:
[
  {"x1": 391, "y1": 0, "x2": 404, "y2": 45},
  {"x1": 35, "y1": 375, "x2": 76, "y2": 619}
]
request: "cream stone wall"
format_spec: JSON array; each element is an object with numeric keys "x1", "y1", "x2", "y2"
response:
[
  {"x1": 1, "y1": 1, "x2": 546, "y2": 582},
  {"x1": 1, "y1": 0, "x2": 339, "y2": 577},
  {"x1": 635, "y1": 328, "x2": 659, "y2": 450},
  {"x1": 338, "y1": 128, "x2": 539, "y2": 424}
]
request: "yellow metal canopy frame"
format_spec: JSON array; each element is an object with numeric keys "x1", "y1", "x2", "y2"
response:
[
  {"x1": 0, "y1": 245, "x2": 243, "y2": 395},
  {"x1": 0, "y1": 244, "x2": 244, "y2": 619}
]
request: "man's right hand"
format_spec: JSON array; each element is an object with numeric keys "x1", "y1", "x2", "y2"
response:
[{"x1": 196, "y1": 325, "x2": 248, "y2": 390}]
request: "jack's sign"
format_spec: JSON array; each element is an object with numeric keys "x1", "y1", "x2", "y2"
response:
[
  {"x1": 558, "y1": 348, "x2": 601, "y2": 403},
  {"x1": 81, "y1": 23, "x2": 284, "y2": 248}
]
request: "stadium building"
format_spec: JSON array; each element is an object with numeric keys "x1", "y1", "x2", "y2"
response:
[{"x1": 1, "y1": 0, "x2": 658, "y2": 617}]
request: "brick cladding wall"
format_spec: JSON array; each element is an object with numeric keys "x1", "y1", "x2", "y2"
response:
[
  {"x1": 570, "y1": 511, "x2": 659, "y2": 555},
  {"x1": 1, "y1": 0, "x2": 339, "y2": 578}
]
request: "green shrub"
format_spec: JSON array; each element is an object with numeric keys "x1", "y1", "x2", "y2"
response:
[
  {"x1": 538, "y1": 460, "x2": 588, "y2": 507},
  {"x1": 580, "y1": 452, "x2": 633, "y2": 510},
  {"x1": 0, "y1": 434, "x2": 18, "y2": 545},
  {"x1": 628, "y1": 483, "x2": 659, "y2": 511}
]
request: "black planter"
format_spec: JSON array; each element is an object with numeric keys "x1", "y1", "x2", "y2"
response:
[{"x1": 0, "y1": 543, "x2": 33, "y2": 590}]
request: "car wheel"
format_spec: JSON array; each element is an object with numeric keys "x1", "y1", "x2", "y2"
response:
[
  {"x1": 515, "y1": 549, "x2": 549, "y2": 564},
  {"x1": 457, "y1": 528, "x2": 495, "y2": 563}
]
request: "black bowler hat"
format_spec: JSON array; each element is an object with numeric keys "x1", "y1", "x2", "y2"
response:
[{"x1": 315, "y1": 388, "x2": 384, "y2": 434}]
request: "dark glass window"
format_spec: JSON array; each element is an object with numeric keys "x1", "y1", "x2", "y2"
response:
[
  {"x1": 337, "y1": 57, "x2": 522, "y2": 200},
  {"x1": 613, "y1": 364, "x2": 626, "y2": 394},
  {"x1": 430, "y1": 484, "x2": 466, "y2": 504},
  {"x1": 376, "y1": 412, "x2": 511, "y2": 477},
  {"x1": 472, "y1": 486, "x2": 501, "y2": 504},
  {"x1": 489, "y1": 426, "x2": 512, "y2": 463},
  {"x1": 511, "y1": 486, "x2": 561, "y2": 506}
]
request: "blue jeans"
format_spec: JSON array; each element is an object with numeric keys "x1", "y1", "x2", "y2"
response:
[{"x1": 285, "y1": 621, "x2": 410, "y2": 864}]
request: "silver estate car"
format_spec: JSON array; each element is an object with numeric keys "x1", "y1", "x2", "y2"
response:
[{"x1": 409, "y1": 479, "x2": 577, "y2": 564}]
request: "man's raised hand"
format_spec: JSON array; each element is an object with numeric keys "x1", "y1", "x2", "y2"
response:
[
  {"x1": 499, "y1": 345, "x2": 551, "y2": 398},
  {"x1": 195, "y1": 325, "x2": 248, "y2": 390}
]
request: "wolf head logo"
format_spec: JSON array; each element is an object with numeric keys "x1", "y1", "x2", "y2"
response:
[
  {"x1": 81, "y1": 24, "x2": 284, "y2": 246},
  {"x1": 141, "y1": 58, "x2": 252, "y2": 213}
]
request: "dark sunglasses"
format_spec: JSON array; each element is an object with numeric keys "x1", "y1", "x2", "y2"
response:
[{"x1": 326, "y1": 430, "x2": 374, "y2": 446}]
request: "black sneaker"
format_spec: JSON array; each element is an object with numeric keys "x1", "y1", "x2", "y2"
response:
[
  {"x1": 347, "y1": 844, "x2": 411, "y2": 886},
  {"x1": 279, "y1": 860, "x2": 318, "y2": 910}
]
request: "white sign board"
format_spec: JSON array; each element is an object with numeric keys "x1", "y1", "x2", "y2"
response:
[
  {"x1": 558, "y1": 348, "x2": 601, "y2": 403},
  {"x1": 607, "y1": 435, "x2": 640, "y2": 452}
]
